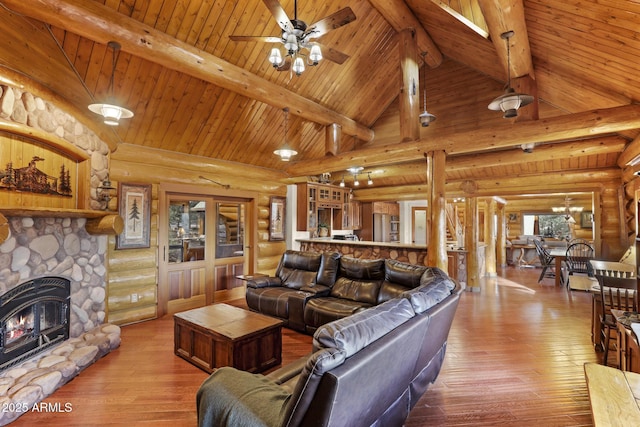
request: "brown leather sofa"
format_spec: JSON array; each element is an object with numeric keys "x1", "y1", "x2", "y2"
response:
[
  {"x1": 197, "y1": 270, "x2": 462, "y2": 427},
  {"x1": 246, "y1": 250, "x2": 454, "y2": 334}
]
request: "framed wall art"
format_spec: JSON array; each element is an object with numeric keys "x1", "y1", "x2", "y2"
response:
[
  {"x1": 580, "y1": 211, "x2": 593, "y2": 229},
  {"x1": 116, "y1": 183, "x2": 151, "y2": 249},
  {"x1": 269, "y1": 196, "x2": 286, "y2": 241}
]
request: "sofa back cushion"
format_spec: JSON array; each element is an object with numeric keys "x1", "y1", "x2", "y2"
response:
[
  {"x1": 313, "y1": 297, "x2": 415, "y2": 355},
  {"x1": 330, "y1": 257, "x2": 384, "y2": 304},
  {"x1": 378, "y1": 259, "x2": 429, "y2": 303},
  {"x1": 277, "y1": 250, "x2": 322, "y2": 289},
  {"x1": 315, "y1": 252, "x2": 341, "y2": 287}
]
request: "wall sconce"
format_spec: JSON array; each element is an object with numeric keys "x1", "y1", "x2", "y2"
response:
[{"x1": 97, "y1": 175, "x2": 117, "y2": 210}]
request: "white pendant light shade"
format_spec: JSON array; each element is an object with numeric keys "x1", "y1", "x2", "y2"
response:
[
  {"x1": 88, "y1": 101, "x2": 133, "y2": 126},
  {"x1": 284, "y1": 33, "x2": 299, "y2": 54},
  {"x1": 273, "y1": 145, "x2": 298, "y2": 161},
  {"x1": 88, "y1": 41, "x2": 134, "y2": 126},
  {"x1": 309, "y1": 44, "x2": 322, "y2": 65},
  {"x1": 292, "y1": 57, "x2": 305, "y2": 75},
  {"x1": 268, "y1": 48, "x2": 283, "y2": 67},
  {"x1": 274, "y1": 107, "x2": 298, "y2": 161}
]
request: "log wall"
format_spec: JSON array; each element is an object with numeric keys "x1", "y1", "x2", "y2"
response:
[{"x1": 108, "y1": 144, "x2": 286, "y2": 325}]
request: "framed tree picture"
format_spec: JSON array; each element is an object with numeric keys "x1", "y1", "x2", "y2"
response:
[
  {"x1": 269, "y1": 196, "x2": 286, "y2": 241},
  {"x1": 116, "y1": 183, "x2": 151, "y2": 249}
]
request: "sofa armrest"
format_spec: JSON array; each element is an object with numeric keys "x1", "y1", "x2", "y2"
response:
[
  {"x1": 265, "y1": 354, "x2": 309, "y2": 385},
  {"x1": 299, "y1": 284, "x2": 331, "y2": 296},
  {"x1": 247, "y1": 276, "x2": 282, "y2": 288},
  {"x1": 196, "y1": 367, "x2": 290, "y2": 427}
]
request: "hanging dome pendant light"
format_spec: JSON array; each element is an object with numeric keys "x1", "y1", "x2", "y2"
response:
[
  {"x1": 419, "y1": 54, "x2": 436, "y2": 127},
  {"x1": 488, "y1": 31, "x2": 533, "y2": 118},
  {"x1": 88, "y1": 41, "x2": 134, "y2": 126},
  {"x1": 273, "y1": 107, "x2": 298, "y2": 161}
]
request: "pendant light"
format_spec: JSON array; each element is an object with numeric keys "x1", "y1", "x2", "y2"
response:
[
  {"x1": 273, "y1": 108, "x2": 298, "y2": 161},
  {"x1": 488, "y1": 31, "x2": 533, "y2": 118},
  {"x1": 88, "y1": 41, "x2": 134, "y2": 126},
  {"x1": 419, "y1": 54, "x2": 436, "y2": 127}
]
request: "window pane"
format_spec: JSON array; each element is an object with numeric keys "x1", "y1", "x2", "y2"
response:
[
  {"x1": 168, "y1": 200, "x2": 206, "y2": 263},
  {"x1": 216, "y1": 203, "x2": 244, "y2": 258}
]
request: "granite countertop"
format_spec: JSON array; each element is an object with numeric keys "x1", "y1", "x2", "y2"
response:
[{"x1": 297, "y1": 238, "x2": 468, "y2": 252}]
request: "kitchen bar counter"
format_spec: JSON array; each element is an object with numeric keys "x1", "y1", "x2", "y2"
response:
[{"x1": 297, "y1": 238, "x2": 472, "y2": 285}]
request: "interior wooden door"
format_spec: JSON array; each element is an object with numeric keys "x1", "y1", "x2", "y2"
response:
[
  {"x1": 159, "y1": 195, "x2": 215, "y2": 315},
  {"x1": 212, "y1": 200, "x2": 249, "y2": 302}
]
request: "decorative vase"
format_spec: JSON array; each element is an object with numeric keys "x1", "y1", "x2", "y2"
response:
[{"x1": 318, "y1": 227, "x2": 329, "y2": 237}]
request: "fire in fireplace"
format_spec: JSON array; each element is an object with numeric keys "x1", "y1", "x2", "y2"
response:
[{"x1": 0, "y1": 277, "x2": 70, "y2": 370}]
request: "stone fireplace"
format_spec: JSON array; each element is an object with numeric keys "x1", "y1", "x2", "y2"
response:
[{"x1": 0, "y1": 276, "x2": 70, "y2": 370}]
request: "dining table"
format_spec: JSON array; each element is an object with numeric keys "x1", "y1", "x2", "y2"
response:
[{"x1": 549, "y1": 247, "x2": 568, "y2": 287}]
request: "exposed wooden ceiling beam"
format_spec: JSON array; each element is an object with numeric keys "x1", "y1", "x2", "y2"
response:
[
  {"x1": 446, "y1": 137, "x2": 627, "y2": 171},
  {"x1": 478, "y1": 0, "x2": 534, "y2": 79},
  {"x1": 286, "y1": 104, "x2": 640, "y2": 176},
  {"x1": 367, "y1": 0, "x2": 443, "y2": 67},
  {"x1": 4, "y1": 0, "x2": 374, "y2": 142},
  {"x1": 353, "y1": 168, "x2": 619, "y2": 201}
]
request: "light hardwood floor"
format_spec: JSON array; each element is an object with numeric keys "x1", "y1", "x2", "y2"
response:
[{"x1": 13, "y1": 266, "x2": 599, "y2": 426}]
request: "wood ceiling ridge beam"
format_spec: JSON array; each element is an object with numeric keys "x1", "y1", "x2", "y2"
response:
[
  {"x1": 478, "y1": 0, "x2": 534, "y2": 80},
  {"x1": 367, "y1": 0, "x2": 443, "y2": 67},
  {"x1": 4, "y1": 0, "x2": 374, "y2": 143},
  {"x1": 286, "y1": 104, "x2": 640, "y2": 176}
]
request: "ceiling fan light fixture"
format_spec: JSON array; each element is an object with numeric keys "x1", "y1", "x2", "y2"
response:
[
  {"x1": 284, "y1": 33, "x2": 299, "y2": 54},
  {"x1": 268, "y1": 47, "x2": 283, "y2": 67},
  {"x1": 308, "y1": 44, "x2": 322, "y2": 65},
  {"x1": 292, "y1": 56, "x2": 305, "y2": 75}
]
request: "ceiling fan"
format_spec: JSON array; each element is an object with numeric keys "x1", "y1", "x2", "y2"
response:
[{"x1": 229, "y1": 0, "x2": 356, "y2": 75}]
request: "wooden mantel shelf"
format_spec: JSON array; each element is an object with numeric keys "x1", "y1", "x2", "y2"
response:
[
  {"x1": 0, "y1": 207, "x2": 111, "y2": 219},
  {"x1": 0, "y1": 208, "x2": 124, "y2": 239}
]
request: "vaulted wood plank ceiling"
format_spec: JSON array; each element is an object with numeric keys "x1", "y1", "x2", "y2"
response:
[{"x1": 1, "y1": 0, "x2": 640, "y2": 197}]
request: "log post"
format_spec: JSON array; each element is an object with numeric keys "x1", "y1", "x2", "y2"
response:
[
  {"x1": 497, "y1": 201, "x2": 507, "y2": 268},
  {"x1": 425, "y1": 150, "x2": 448, "y2": 271},
  {"x1": 399, "y1": 29, "x2": 420, "y2": 142},
  {"x1": 326, "y1": 123, "x2": 341, "y2": 156},
  {"x1": 86, "y1": 214, "x2": 124, "y2": 235},
  {"x1": 485, "y1": 198, "x2": 497, "y2": 277},
  {"x1": 465, "y1": 196, "x2": 480, "y2": 291}
]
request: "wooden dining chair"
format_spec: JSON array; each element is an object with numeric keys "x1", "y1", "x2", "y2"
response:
[
  {"x1": 533, "y1": 239, "x2": 561, "y2": 284},
  {"x1": 591, "y1": 260, "x2": 637, "y2": 368},
  {"x1": 564, "y1": 242, "x2": 594, "y2": 287}
]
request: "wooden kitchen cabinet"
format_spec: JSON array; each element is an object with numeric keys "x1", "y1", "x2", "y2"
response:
[{"x1": 297, "y1": 182, "x2": 345, "y2": 231}]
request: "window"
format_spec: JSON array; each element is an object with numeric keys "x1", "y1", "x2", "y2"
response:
[{"x1": 523, "y1": 214, "x2": 571, "y2": 240}]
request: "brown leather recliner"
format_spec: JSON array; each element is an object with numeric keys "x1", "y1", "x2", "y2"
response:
[{"x1": 245, "y1": 250, "x2": 340, "y2": 330}]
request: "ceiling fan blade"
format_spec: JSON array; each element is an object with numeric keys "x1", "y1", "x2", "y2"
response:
[
  {"x1": 262, "y1": 0, "x2": 293, "y2": 33},
  {"x1": 276, "y1": 60, "x2": 291, "y2": 72},
  {"x1": 315, "y1": 43, "x2": 349, "y2": 65},
  {"x1": 229, "y1": 35, "x2": 283, "y2": 43},
  {"x1": 305, "y1": 7, "x2": 356, "y2": 39}
]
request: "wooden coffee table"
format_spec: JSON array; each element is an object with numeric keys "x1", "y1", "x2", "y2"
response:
[{"x1": 174, "y1": 303, "x2": 283, "y2": 374}]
